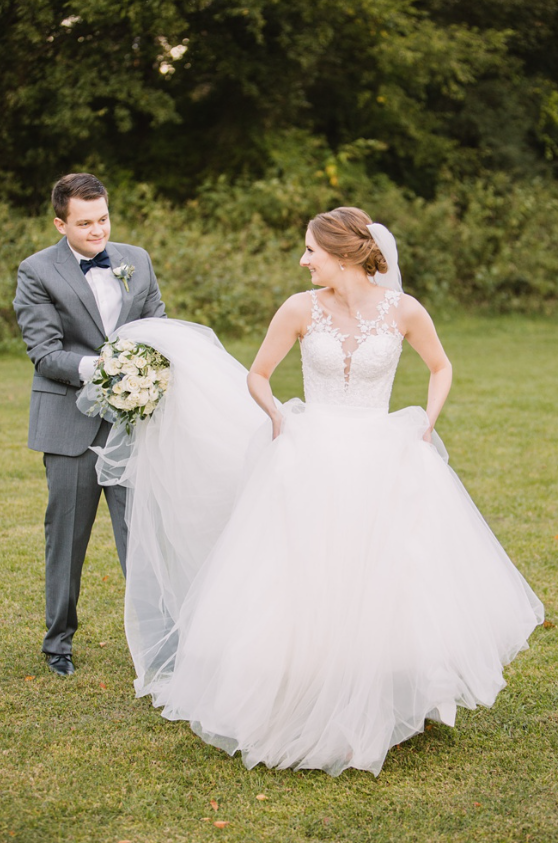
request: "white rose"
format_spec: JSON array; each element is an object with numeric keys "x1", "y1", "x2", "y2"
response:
[
  {"x1": 108, "y1": 394, "x2": 128, "y2": 410},
  {"x1": 136, "y1": 376, "x2": 153, "y2": 389},
  {"x1": 115, "y1": 339, "x2": 136, "y2": 352},
  {"x1": 121, "y1": 374, "x2": 141, "y2": 393},
  {"x1": 156, "y1": 368, "x2": 171, "y2": 386},
  {"x1": 148, "y1": 385, "x2": 160, "y2": 401},
  {"x1": 143, "y1": 401, "x2": 157, "y2": 415},
  {"x1": 131, "y1": 355, "x2": 148, "y2": 369},
  {"x1": 120, "y1": 361, "x2": 139, "y2": 376},
  {"x1": 135, "y1": 389, "x2": 150, "y2": 407},
  {"x1": 111, "y1": 381, "x2": 124, "y2": 395},
  {"x1": 142, "y1": 367, "x2": 158, "y2": 384},
  {"x1": 101, "y1": 345, "x2": 114, "y2": 359},
  {"x1": 104, "y1": 358, "x2": 122, "y2": 376}
]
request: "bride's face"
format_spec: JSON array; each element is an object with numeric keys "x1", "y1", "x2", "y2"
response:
[{"x1": 300, "y1": 229, "x2": 339, "y2": 287}]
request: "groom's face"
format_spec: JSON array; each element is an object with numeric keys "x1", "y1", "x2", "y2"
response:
[{"x1": 54, "y1": 196, "x2": 111, "y2": 258}]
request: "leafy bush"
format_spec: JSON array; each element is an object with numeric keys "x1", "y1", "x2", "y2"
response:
[{"x1": 2, "y1": 161, "x2": 558, "y2": 351}]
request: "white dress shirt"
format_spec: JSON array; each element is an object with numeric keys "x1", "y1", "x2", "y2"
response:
[{"x1": 69, "y1": 245, "x2": 123, "y2": 382}]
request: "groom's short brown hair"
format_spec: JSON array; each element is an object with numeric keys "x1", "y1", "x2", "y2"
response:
[{"x1": 52, "y1": 173, "x2": 109, "y2": 221}]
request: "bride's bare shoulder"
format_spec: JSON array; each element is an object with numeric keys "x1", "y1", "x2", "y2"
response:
[
  {"x1": 265, "y1": 291, "x2": 315, "y2": 338},
  {"x1": 397, "y1": 293, "x2": 436, "y2": 335},
  {"x1": 275, "y1": 290, "x2": 316, "y2": 319},
  {"x1": 283, "y1": 290, "x2": 315, "y2": 307},
  {"x1": 398, "y1": 293, "x2": 431, "y2": 318},
  {"x1": 398, "y1": 292, "x2": 424, "y2": 311}
]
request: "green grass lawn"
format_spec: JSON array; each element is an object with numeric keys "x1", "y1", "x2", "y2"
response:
[{"x1": 1, "y1": 314, "x2": 557, "y2": 843}]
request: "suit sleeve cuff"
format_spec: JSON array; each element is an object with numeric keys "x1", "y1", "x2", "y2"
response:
[{"x1": 78, "y1": 356, "x2": 99, "y2": 383}]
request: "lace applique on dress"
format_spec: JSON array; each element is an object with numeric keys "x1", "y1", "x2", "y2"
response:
[
  {"x1": 306, "y1": 290, "x2": 350, "y2": 345},
  {"x1": 301, "y1": 289, "x2": 403, "y2": 409},
  {"x1": 355, "y1": 290, "x2": 403, "y2": 344}
]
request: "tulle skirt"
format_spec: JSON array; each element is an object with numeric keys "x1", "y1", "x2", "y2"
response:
[{"x1": 86, "y1": 318, "x2": 544, "y2": 777}]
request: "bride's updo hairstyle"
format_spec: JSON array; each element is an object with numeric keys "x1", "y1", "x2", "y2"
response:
[{"x1": 308, "y1": 207, "x2": 388, "y2": 276}]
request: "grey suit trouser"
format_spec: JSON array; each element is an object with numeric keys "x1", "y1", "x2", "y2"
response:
[{"x1": 42, "y1": 420, "x2": 127, "y2": 655}]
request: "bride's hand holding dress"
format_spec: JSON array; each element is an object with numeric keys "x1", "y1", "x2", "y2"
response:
[{"x1": 398, "y1": 294, "x2": 453, "y2": 443}]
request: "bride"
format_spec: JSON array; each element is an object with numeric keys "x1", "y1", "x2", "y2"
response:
[{"x1": 88, "y1": 206, "x2": 543, "y2": 777}]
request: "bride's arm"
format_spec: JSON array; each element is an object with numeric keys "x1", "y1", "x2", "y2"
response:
[
  {"x1": 248, "y1": 294, "x2": 307, "y2": 439},
  {"x1": 400, "y1": 295, "x2": 452, "y2": 442}
]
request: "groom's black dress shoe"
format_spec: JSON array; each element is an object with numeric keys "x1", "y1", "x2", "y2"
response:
[{"x1": 45, "y1": 654, "x2": 75, "y2": 676}]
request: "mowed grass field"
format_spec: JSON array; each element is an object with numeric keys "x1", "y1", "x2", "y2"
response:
[{"x1": 1, "y1": 313, "x2": 557, "y2": 843}]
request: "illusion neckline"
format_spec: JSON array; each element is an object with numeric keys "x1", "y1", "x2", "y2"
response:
[
  {"x1": 302, "y1": 288, "x2": 403, "y2": 387},
  {"x1": 305, "y1": 289, "x2": 403, "y2": 345}
]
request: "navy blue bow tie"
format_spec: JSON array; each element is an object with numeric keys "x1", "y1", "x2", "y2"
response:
[{"x1": 79, "y1": 249, "x2": 111, "y2": 275}]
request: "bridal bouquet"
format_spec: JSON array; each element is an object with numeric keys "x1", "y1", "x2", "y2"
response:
[{"x1": 88, "y1": 338, "x2": 171, "y2": 431}]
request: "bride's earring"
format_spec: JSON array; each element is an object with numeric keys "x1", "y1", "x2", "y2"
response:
[{"x1": 338, "y1": 261, "x2": 345, "y2": 271}]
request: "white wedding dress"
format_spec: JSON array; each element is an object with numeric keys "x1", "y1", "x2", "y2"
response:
[{"x1": 92, "y1": 289, "x2": 543, "y2": 777}]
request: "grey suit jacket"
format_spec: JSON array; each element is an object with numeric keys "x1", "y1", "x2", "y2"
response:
[{"x1": 14, "y1": 237, "x2": 166, "y2": 456}]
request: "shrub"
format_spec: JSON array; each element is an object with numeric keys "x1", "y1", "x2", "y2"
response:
[{"x1": 2, "y1": 164, "x2": 558, "y2": 351}]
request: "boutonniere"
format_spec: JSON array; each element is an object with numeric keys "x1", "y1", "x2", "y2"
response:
[{"x1": 113, "y1": 263, "x2": 135, "y2": 293}]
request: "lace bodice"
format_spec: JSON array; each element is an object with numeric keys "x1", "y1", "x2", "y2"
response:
[{"x1": 300, "y1": 289, "x2": 403, "y2": 409}]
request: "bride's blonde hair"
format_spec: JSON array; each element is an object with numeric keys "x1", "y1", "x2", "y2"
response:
[{"x1": 308, "y1": 207, "x2": 388, "y2": 276}]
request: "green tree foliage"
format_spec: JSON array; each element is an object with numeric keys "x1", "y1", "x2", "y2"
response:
[
  {"x1": 0, "y1": 0, "x2": 185, "y2": 205},
  {"x1": 2, "y1": 0, "x2": 556, "y2": 205},
  {"x1": 3, "y1": 164, "x2": 558, "y2": 349},
  {"x1": 2, "y1": 0, "x2": 558, "y2": 332},
  {"x1": 418, "y1": 0, "x2": 558, "y2": 174}
]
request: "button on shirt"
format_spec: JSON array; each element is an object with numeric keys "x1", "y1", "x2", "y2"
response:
[{"x1": 70, "y1": 245, "x2": 123, "y2": 381}]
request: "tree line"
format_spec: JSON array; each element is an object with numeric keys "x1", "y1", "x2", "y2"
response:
[
  {"x1": 1, "y1": 0, "x2": 558, "y2": 209},
  {"x1": 1, "y1": 0, "x2": 558, "y2": 340}
]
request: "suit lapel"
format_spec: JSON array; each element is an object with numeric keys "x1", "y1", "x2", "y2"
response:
[
  {"x1": 108, "y1": 243, "x2": 135, "y2": 329},
  {"x1": 54, "y1": 238, "x2": 106, "y2": 337}
]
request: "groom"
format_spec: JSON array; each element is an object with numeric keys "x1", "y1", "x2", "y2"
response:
[{"x1": 13, "y1": 173, "x2": 166, "y2": 676}]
